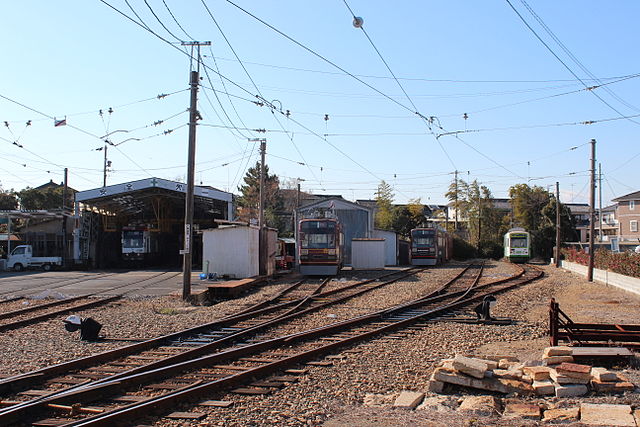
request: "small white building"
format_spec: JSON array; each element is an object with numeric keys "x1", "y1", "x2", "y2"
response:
[
  {"x1": 202, "y1": 225, "x2": 277, "y2": 279},
  {"x1": 372, "y1": 229, "x2": 398, "y2": 266},
  {"x1": 351, "y1": 238, "x2": 386, "y2": 270}
]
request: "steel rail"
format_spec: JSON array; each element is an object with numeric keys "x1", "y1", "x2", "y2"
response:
[
  {"x1": 0, "y1": 272, "x2": 179, "y2": 334},
  {"x1": 0, "y1": 267, "x2": 424, "y2": 401},
  {"x1": 0, "y1": 264, "x2": 488, "y2": 425}
]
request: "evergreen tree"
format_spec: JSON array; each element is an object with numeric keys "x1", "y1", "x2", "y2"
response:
[
  {"x1": 236, "y1": 162, "x2": 284, "y2": 231},
  {"x1": 17, "y1": 185, "x2": 75, "y2": 210}
]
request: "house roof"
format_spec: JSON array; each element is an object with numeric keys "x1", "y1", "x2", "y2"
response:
[
  {"x1": 298, "y1": 196, "x2": 372, "y2": 213},
  {"x1": 612, "y1": 190, "x2": 640, "y2": 202}
]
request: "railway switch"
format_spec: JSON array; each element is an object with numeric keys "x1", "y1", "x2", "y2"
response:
[
  {"x1": 473, "y1": 295, "x2": 497, "y2": 321},
  {"x1": 63, "y1": 315, "x2": 102, "y2": 341}
]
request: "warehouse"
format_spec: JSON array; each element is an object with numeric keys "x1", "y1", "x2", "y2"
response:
[{"x1": 73, "y1": 177, "x2": 233, "y2": 268}]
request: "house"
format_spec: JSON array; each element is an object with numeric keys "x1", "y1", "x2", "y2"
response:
[
  {"x1": 594, "y1": 204, "x2": 618, "y2": 241},
  {"x1": 612, "y1": 190, "x2": 640, "y2": 244}
]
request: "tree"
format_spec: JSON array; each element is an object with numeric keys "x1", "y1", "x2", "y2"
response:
[
  {"x1": 508, "y1": 183, "x2": 576, "y2": 258},
  {"x1": 236, "y1": 162, "x2": 285, "y2": 231},
  {"x1": 0, "y1": 188, "x2": 18, "y2": 210},
  {"x1": 374, "y1": 180, "x2": 394, "y2": 231},
  {"x1": 391, "y1": 198, "x2": 425, "y2": 236},
  {"x1": 17, "y1": 184, "x2": 75, "y2": 210}
]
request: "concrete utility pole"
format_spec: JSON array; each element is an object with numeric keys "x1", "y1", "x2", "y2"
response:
[
  {"x1": 555, "y1": 181, "x2": 561, "y2": 268},
  {"x1": 258, "y1": 139, "x2": 267, "y2": 276},
  {"x1": 62, "y1": 168, "x2": 68, "y2": 268},
  {"x1": 102, "y1": 144, "x2": 108, "y2": 188},
  {"x1": 598, "y1": 163, "x2": 603, "y2": 242},
  {"x1": 181, "y1": 41, "x2": 210, "y2": 301},
  {"x1": 588, "y1": 139, "x2": 596, "y2": 282},
  {"x1": 454, "y1": 170, "x2": 458, "y2": 231}
]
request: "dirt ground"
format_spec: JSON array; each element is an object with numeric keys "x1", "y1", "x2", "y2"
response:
[{"x1": 321, "y1": 262, "x2": 640, "y2": 427}]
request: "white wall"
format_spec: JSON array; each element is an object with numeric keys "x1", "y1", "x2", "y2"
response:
[
  {"x1": 202, "y1": 226, "x2": 258, "y2": 278},
  {"x1": 373, "y1": 229, "x2": 398, "y2": 266},
  {"x1": 560, "y1": 260, "x2": 640, "y2": 296},
  {"x1": 352, "y1": 239, "x2": 386, "y2": 270}
]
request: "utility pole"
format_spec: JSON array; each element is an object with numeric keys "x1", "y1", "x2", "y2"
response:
[
  {"x1": 598, "y1": 163, "x2": 603, "y2": 242},
  {"x1": 588, "y1": 139, "x2": 596, "y2": 282},
  {"x1": 181, "y1": 41, "x2": 210, "y2": 301},
  {"x1": 102, "y1": 144, "x2": 108, "y2": 187},
  {"x1": 555, "y1": 181, "x2": 561, "y2": 268},
  {"x1": 258, "y1": 139, "x2": 267, "y2": 276},
  {"x1": 62, "y1": 168, "x2": 68, "y2": 268},
  {"x1": 454, "y1": 170, "x2": 458, "y2": 231}
]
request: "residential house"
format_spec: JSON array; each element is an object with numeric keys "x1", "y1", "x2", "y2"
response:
[{"x1": 612, "y1": 190, "x2": 640, "y2": 244}]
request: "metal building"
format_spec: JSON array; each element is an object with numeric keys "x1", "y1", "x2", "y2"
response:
[
  {"x1": 295, "y1": 197, "x2": 373, "y2": 266},
  {"x1": 73, "y1": 177, "x2": 233, "y2": 268}
]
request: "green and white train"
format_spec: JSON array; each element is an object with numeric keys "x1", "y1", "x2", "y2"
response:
[{"x1": 504, "y1": 228, "x2": 530, "y2": 263}]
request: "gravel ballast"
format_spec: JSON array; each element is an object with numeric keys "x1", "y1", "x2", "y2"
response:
[{"x1": 1, "y1": 261, "x2": 639, "y2": 426}]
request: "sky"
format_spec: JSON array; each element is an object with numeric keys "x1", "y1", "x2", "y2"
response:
[{"x1": 1, "y1": 1, "x2": 639, "y2": 207}]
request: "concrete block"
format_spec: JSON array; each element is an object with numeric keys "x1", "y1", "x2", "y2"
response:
[
  {"x1": 502, "y1": 403, "x2": 540, "y2": 420},
  {"x1": 590, "y1": 378, "x2": 635, "y2": 393},
  {"x1": 555, "y1": 384, "x2": 588, "y2": 397},
  {"x1": 416, "y1": 396, "x2": 452, "y2": 412},
  {"x1": 393, "y1": 390, "x2": 424, "y2": 409},
  {"x1": 580, "y1": 403, "x2": 635, "y2": 426},
  {"x1": 532, "y1": 380, "x2": 555, "y2": 395},
  {"x1": 433, "y1": 368, "x2": 532, "y2": 394},
  {"x1": 543, "y1": 346, "x2": 572, "y2": 357},
  {"x1": 458, "y1": 395, "x2": 500, "y2": 416},
  {"x1": 492, "y1": 368, "x2": 523, "y2": 381},
  {"x1": 523, "y1": 366, "x2": 551, "y2": 381},
  {"x1": 542, "y1": 355, "x2": 573, "y2": 366},
  {"x1": 427, "y1": 379, "x2": 445, "y2": 393},
  {"x1": 556, "y1": 362, "x2": 592, "y2": 381},
  {"x1": 591, "y1": 367, "x2": 618, "y2": 382},
  {"x1": 452, "y1": 354, "x2": 488, "y2": 379},
  {"x1": 543, "y1": 407, "x2": 579, "y2": 423},
  {"x1": 550, "y1": 369, "x2": 590, "y2": 385}
]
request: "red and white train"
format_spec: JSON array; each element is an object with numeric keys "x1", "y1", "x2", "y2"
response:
[
  {"x1": 410, "y1": 227, "x2": 452, "y2": 266},
  {"x1": 297, "y1": 218, "x2": 344, "y2": 275}
]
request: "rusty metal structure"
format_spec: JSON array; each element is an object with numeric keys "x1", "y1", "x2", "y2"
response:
[{"x1": 549, "y1": 298, "x2": 640, "y2": 348}]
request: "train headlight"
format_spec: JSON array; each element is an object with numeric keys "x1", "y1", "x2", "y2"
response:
[
  {"x1": 300, "y1": 249, "x2": 308, "y2": 255},
  {"x1": 328, "y1": 249, "x2": 336, "y2": 255}
]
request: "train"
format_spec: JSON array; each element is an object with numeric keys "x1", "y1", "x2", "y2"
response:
[
  {"x1": 503, "y1": 227, "x2": 530, "y2": 263},
  {"x1": 297, "y1": 218, "x2": 344, "y2": 275},
  {"x1": 121, "y1": 226, "x2": 158, "y2": 263},
  {"x1": 410, "y1": 226, "x2": 452, "y2": 266}
]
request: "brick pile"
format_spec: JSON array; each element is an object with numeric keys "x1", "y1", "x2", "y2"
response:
[{"x1": 428, "y1": 346, "x2": 635, "y2": 398}]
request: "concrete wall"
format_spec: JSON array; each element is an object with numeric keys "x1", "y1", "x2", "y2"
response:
[
  {"x1": 351, "y1": 239, "x2": 385, "y2": 270},
  {"x1": 560, "y1": 260, "x2": 640, "y2": 296}
]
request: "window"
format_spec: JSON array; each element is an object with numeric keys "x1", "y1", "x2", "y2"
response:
[
  {"x1": 630, "y1": 200, "x2": 636, "y2": 210},
  {"x1": 631, "y1": 220, "x2": 638, "y2": 233}
]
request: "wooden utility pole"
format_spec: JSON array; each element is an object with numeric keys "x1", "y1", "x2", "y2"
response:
[
  {"x1": 102, "y1": 144, "x2": 108, "y2": 188},
  {"x1": 588, "y1": 139, "x2": 596, "y2": 281},
  {"x1": 555, "y1": 181, "x2": 561, "y2": 268},
  {"x1": 248, "y1": 138, "x2": 268, "y2": 276},
  {"x1": 181, "y1": 41, "x2": 210, "y2": 301},
  {"x1": 62, "y1": 168, "x2": 68, "y2": 268}
]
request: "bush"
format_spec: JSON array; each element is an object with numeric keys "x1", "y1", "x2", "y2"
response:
[
  {"x1": 453, "y1": 236, "x2": 477, "y2": 260},
  {"x1": 478, "y1": 240, "x2": 503, "y2": 260},
  {"x1": 561, "y1": 247, "x2": 640, "y2": 279}
]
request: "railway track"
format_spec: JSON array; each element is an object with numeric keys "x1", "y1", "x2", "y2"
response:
[
  {"x1": 0, "y1": 266, "x2": 434, "y2": 424},
  {"x1": 0, "y1": 272, "x2": 122, "y2": 302},
  {"x1": 0, "y1": 271, "x2": 180, "y2": 333}
]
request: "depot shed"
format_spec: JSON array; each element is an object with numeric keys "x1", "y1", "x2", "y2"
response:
[
  {"x1": 202, "y1": 225, "x2": 277, "y2": 279},
  {"x1": 351, "y1": 238, "x2": 386, "y2": 270}
]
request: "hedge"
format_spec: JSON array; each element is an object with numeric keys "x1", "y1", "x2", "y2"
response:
[{"x1": 562, "y1": 247, "x2": 640, "y2": 279}]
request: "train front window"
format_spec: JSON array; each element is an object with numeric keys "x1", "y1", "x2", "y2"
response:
[
  {"x1": 302, "y1": 233, "x2": 335, "y2": 249},
  {"x1": 411, "y1": 230, "x2": 435, "y2": 248},
  {"x1": 122, "y1": 231, "x2": 144, "y2": 248},
  {"x1": 510, "y1": 237, "x2": 527, "y2": 248}
]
